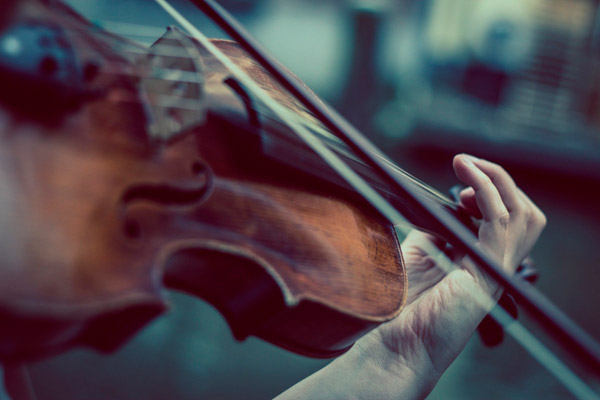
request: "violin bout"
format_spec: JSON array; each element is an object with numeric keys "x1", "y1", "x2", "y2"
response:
[{"x1": 0, "y1": 0, "x2": 407, "y2": 361}]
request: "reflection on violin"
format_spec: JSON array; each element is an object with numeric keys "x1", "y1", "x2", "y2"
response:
[{"x1": 0, "y1": 1, "x2": 597, "y2": 399}]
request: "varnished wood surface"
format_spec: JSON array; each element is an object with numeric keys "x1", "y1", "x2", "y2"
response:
[{"x1": 0, "y1": 0, "x2": 407, "y2": 361}]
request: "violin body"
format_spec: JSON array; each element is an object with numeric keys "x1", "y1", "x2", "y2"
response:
[{"x1": 0, "y1": 0, "x2": 406, "y2": 361}]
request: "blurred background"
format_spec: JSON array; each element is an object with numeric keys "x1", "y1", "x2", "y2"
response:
[{"x1": 25, "y1": 0, "x2": 600, "y2": 398}]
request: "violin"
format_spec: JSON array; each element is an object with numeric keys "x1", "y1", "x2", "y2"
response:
[
  {"x1": 0, "y1": 0, "x2": 599, "y2": 387},
  {"x1": 0, "y1": 0, "x2": 408, "y2": 360}
]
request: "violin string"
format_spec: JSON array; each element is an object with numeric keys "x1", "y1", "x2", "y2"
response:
[
  {"x1": 192, "y1": 0, "x2": 600, "y2": 379},
  {"x1": 91, "y1": 20, "x2": 172, "y2": 42},
  {"x1": 69, "y1": 18, "x2": 454, "y2": 203},
  {"x1": 69, "y1": 3, "x2": 600, "y2": 396},
  {"x1": 153, "y1": 1, "x2": 600, "y2": 397},
  {"x1": 63, "y1": 23, "x2": 201, "y2": 59},
  {"x1": 72, "y1": 19, "x2": 459, "y2": 204},
  {"x1": 154, "y1": 0, "x2": 412, "y2": 227},
  {"x1": 104, "y1": 89, "x2": 456, "y2": 207},
  {"x1": 77, "y1": 19, "x2": 451, "y2": 204},
  {"x1": 79, "y1": 6, "x2": 600, "y2": 382},
  {"x1": 100, "y1": 66, "x2": 203, "y2": 84},
  {"x1": 106, "y1": 90, "x2": 203, "y2": 110},
  {"x1": 64, "y1": 21, "x2": 209, "y2": 133}
]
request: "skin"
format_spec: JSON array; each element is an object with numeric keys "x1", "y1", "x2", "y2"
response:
[{"x1": 276, "y1": 154, "x2": 546, "y2": 400}]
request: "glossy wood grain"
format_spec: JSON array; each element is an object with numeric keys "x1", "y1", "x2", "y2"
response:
[{"x1": 0, "y1": 1, "x2": 406, "y2": 361}]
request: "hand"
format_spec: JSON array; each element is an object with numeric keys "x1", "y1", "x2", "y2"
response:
[
  {"x1": 358, "y1": 154, "x2": 546, "y2": 396},
  {"x1": 277, "y1": 154, "x2": 546, "y2": 400},
  {"x1": 453, "y1": 154, "x2": 546, "y2": 280}
]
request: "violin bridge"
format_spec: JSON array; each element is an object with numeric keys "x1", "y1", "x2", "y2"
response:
[{"x1": 140, "y1": 26, "x2": 206, "y2": 141}]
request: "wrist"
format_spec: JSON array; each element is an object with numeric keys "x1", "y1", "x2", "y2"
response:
[
  {"x1": 276, "y1": 331, "x2": 440, "y2": 400},
  {"x1": 352, "y1": 330, "x2": 441, "y2": 399}
]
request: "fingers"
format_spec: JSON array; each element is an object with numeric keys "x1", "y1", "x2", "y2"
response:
[
  {"x1": 466, "y1": 158, "x2": 522, "y2": 211},
  {"x1": 453, "y1": 154, "x2": 545, "y2": 227},
  {"x1": 452, "y1": 154, "x2": 547, "y2": 272},
  {"x1": 459, "y1": 187, "x2": 482, "y2": 219},
  {"x1": 453, "y1": 154, "x2": 508, "y2": 223}
]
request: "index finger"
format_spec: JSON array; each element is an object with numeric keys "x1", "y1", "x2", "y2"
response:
[
  {"x1": 468, "y1": 157, "x2": 524, "y2": 214},
  {"x1": 453, "y1": 154, "x2": 508, "y2": 222}
]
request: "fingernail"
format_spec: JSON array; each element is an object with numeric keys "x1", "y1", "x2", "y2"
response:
[
  {"x1": 462, "y1": 154, "x2": 478, "y2": 167},
  {"x1": 460, "y1": 186, "x2": 474, "y2": 195}
]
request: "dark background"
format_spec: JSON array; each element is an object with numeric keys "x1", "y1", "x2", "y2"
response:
[{"x1": 23, "y1": 0, "x2": 600, "y2": 398}]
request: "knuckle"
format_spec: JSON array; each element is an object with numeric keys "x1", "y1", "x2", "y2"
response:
[
  {"x1": 489, "y1": 163, "x2": 505, "y2": 176},
  {"x1": 527, "y1": 208, "x2": 547, "y2": 231},
  {"x1": 497, "y1": 212, "x2": 510, "y2": 228},
  {"x1": 518, "y1": 201, "x2": 531, "y2": 218},
  {"x1": 486, "y1": 162, "x2": 507, "y2": 180},
  {"x1": 535, "y1": 209, "x2": 547, "y2": 228}
]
